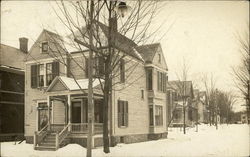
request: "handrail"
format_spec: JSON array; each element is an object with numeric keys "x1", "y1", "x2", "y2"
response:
[
  {"x1": 34, "y1": 124, "x2": 48, "y2": 148},
  {"x1": 55, "y1": 123, "x2": 70, "y2": 149},
  {"x1": 37, "y1": 124, "x2": 48, "y2": 134}
]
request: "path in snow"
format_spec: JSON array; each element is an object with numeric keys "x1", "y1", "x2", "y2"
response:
[{"x1": 1, "y1": 124, "x2": 249, "y2": 157}]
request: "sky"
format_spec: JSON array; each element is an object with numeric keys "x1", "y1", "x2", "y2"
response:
[{"x1": 1, "y1": 1, "x2": 249, "y2": 111}]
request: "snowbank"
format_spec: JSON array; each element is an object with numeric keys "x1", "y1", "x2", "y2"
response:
[{"x1": 1, "y1": 124, "x2": 249, "y2": 157}]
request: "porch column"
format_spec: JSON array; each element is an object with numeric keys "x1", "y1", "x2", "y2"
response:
[
  {"x1": 67, "y1": 94, "x2": 71, "y2": 131},
  {"x1": 47, "y1": 96, "x2": 51, "y2": 130}
]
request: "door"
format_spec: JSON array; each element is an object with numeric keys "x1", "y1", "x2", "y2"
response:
[
  {"x1": 71, "y1": 101, "x2": 81, "y2": 123},
  {"x1": 38, "y1": 102, "x2": 49, "y2": 131}
]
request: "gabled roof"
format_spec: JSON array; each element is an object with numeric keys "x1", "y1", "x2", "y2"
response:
[
  {"x1": 167, "y1": 80, "x2": 194, "y2": 98},
  {"x1": 135, "y1": 43, "x2": 160, "y2": 63},
  {"x1": 46, "y1": 76, "x2": 103, "y2": 92}
]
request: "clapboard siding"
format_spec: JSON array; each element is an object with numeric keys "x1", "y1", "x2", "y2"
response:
[{"x1": 53, "y1": 100, "x2": 66, "y2": 124}]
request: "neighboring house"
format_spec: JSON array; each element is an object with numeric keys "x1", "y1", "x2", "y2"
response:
[
  {"x1": 193, "y1": 90, "x2": 209, "y2": 124},
  {"x1": 241, "y1": 112, "x2": 249, "y2": 124},
  {"x1": 0, "y1": 38, "x2": 27, "y2": 141},
  {"x1": 167, "y1": 81, "x2": 196, "y2": 127},
  {"x1": 166, "y1": 83, "x2": 178, "y2": 127},
  {"x1": 25, "y1": 24, "x2": 168, "y2": 150}
]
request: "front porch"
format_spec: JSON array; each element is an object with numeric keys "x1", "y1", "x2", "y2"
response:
[{"x1": 34, "y1": 76, "x2": 104, "y2": 150}]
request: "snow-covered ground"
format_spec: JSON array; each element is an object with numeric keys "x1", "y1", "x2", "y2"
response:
[{"x1": 1, "y1": 124, "x2": 249, "y2": 157}]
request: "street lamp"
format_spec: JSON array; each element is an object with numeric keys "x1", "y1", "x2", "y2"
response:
[{"x1": 115, "y1": 1, "x2": 131, "y2": 18}]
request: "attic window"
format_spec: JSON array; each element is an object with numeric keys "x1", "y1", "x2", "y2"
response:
[
  {"x1": 41, "y1": 42, "x2": 49, "y2": 53},
  {"x1": 158, "y1": 54, "x2": 161, "y2": 63}
]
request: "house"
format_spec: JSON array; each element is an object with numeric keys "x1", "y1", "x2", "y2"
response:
[
  {"x1": 0, "y1": 38, "x2": 27, "y2": 141},
  {"x1": 166, "y1": 83, "x2": 178, "y2": 127},
  {"x1": 193, "y1": 90, "x2": 209, "y2": 124},
  {"x1": 24, "y1": 23, "x2": 168, "y2": 150},
  {"x1": 241, "y1": 112, "x2": 249, "y2": 124},
  {"x1": 167, "y1": 81, "x2": 196, "y2": 127}
]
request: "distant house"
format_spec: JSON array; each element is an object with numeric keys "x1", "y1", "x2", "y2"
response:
[
  {"x1": 241, "y1": 112, "x2": 249, "y2": 124},
  {"x1": 167, "y1": 81, "x2": 197, "y2": 127},
  {"x1": 24, "y1": 23, "x2": 169, "y2": 150},
  {"x1": 193, "y1": 90, "x2": 209, "y2": 124},
  {"x1": 0, "y1": 38, "x2": 27, "y2": 141}
]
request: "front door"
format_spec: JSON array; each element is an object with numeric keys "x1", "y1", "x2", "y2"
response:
[
  {"x1": 71, "y1": 101, "x2": 81, "y2": 123},
  {"x1": 38, "y1": 102, "x2": 49, "y2": 131}
]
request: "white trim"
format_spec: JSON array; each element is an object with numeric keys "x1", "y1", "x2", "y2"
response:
[
  {"x1": 145, "y1": 64, "x2": 167, "y2": 73},
  {"x1": 25, "y1": 56, "x2": 67, "y2": 64}
]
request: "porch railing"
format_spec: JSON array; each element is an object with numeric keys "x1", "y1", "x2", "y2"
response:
[
  {"x1": 34, "y1": 124, "x2": 48, "y2": 148},
  {"x1": 50, "y1": 124, "x2": 65, "y2": 133},
  {"x1": 55, "y1": 123, "x2": 70, "y2": 149},
  {"x1": 71, "y1": 123, "x2": 103, "y2": 134}
]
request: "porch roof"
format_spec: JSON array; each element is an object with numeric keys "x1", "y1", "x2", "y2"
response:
[{"x1": 46, "y1": 76, "x2": 103, "y2": 92}]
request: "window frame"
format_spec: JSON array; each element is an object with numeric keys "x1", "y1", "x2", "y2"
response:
[
  {"x1": 118, "y1": 100, "x2": 128, "y2": 127},
  {"x1": 41, "y1": 42, "x2": 49, "y2": 53},
  {"x1": 155, "y1": 105, "x2": 163, "y2": 126}
]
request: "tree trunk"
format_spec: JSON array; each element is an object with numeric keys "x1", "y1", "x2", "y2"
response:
[
  {"x1": 103, "y1": 61, "x2": 111, "y2": 153},
  {"x1": 183, "y1": 106, "x2": 186, "y2": 134}
]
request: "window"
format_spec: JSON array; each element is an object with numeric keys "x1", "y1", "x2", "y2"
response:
[
  {"x1": 157, "y1": 71, "x2": 166, "y2": 92},
  {"x1": 155, "y1": 105, "x2": 163, "y2": 126},
  {"x1": 118, "y1": 100, "x2": 128, "y2": 127},
  {"x1": 93, "y1": 57, "x2": 105, "y2": 77},
  {"x1": 146, "y1": 68, "x2": 153, "y2": 90},
  {"x1": 141, "y1": 90, "x2": 144, "y2": 99},
  {"x1": 46, "y1": 62, "x2": 59, "y2": 86},
  {"x1": 38, "y1": 64, "x2": 44, "y2": 87},
  {"x1": 149, "y1": 105, "x2": 154, "y2": 126},
  {"x1": 46, "y1": 63, "x2": 53, "y2": 85},
  {"x1": 120, "y1": 59, "x2": 125, "y2": 83},
  {"x1": 31, "y1": 61, "x2": 59, "y2": 88},
  {"x1": 41, "y1": 42, "x2": 49, "y2": 53}
]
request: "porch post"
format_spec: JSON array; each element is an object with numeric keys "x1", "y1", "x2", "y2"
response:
[
  {"x1": 47, "y1": 96, "x2": 51, "y2": 130},
  {"x1": 67, "y1": 94, "x2": 71, "y2": 131}
]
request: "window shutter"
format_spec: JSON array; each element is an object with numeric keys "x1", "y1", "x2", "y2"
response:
[
  {"x1": 99, "y1": 57, "x2": 105, "y2": 76},
  {"x1": 118, "y1": 100, "x2": 121, "y2": 127},
  {"x1": 85, "y1": 58, "x2": 89, "y2": 78},
  {"x1": 52, "y1": 61, "x2": 59, "y2": 78},
  {"x1": 31, "y1": 65, "x2": 38, "y2": 88},
  {"x1": 125, "y1": 101, "x2": 128, "y2": 127}
]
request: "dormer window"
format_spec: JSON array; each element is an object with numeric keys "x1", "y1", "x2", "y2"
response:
[{"x1": 41, "y1": 42, "x2": 49, "y2": 53}]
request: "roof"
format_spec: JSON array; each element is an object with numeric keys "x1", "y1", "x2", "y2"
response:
[
  {"x1": 95, "y1": 21, "x2": 144, "y2": 62},
  {"x1": 46, "y1": 76, "x2": 103, "y2": 92},
  {"x1": 135, "y1": 43, "x2": 160, "y2": 62},
  {"x1": 0, "y1": 65, "x2": 24, "y2": 74},
  {"x1": 0, "y1": 43, "x2": 26, "y2": 69},
  {"x1": 167, "y1": 80, "x2": 194, "y2": 98}
]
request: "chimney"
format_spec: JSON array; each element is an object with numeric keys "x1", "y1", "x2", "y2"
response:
[{"x1": 19, "y1": 37, "x2": 28, "y2": 53}]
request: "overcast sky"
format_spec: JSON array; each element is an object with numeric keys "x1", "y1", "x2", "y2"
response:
[{"x1": 1, "y1": 1, "x2": 249, "y2": 111}]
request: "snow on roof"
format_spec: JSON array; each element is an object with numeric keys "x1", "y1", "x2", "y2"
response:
[{"x1": 47, "y1": 76, "x2": 103, "y2": 92}]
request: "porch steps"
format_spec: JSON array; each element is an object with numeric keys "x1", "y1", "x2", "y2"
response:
[
  {"x1": 35, "y1": 133, "x2": 70, "y2": 151},
  {"x1": 35, "y1": 134, "x2": 56, "y2": 151}
]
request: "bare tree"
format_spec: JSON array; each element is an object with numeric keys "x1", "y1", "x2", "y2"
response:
[
  {"x1": 174, "y1": 58, "x2": 191, "y2": 134},
  {"x1": 232, "y1": 28, "x2": 250, "y2": 113},
  {"x1": 27, "y1": 0, "x2": 169, "y2": 154},
  {"x1": 200, "y1": 73, "x2": 217, "y2": 126}
]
